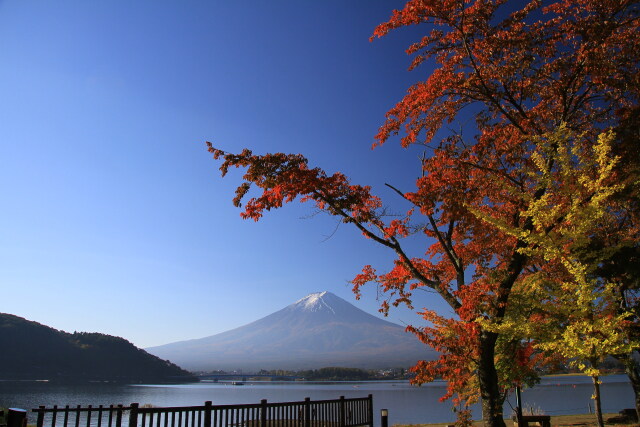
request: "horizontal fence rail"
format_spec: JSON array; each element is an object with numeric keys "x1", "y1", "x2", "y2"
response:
[{"x1": 33, "y1": 395, "x2": 374, "y2": 427}]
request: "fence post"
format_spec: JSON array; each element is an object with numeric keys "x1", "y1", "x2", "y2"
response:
[
  {"x1": 260, "y1": 400, "x2": 267, "y2": 427},
  {"x1": 51, "y1": 406, "x2": 58, "y2": 427},
  {"x1": 204, "y1": 402, "x2": 212, "y2": 427},
  {"x1": 367, "y1": 395, "x2": 373, "y2": 427},
  {"x1": 8, "y1": 409, "x2": 27, "y2": 427},
  {"x1": 86, "y1": 405, "x2": 92, "y2": 427},
  {"x1": 115, "y1": 405, "x2": 123, "y2": 427},
  {"x1": 129, "y1": 404, "x2": 139, "y2": 427},
  {"x1": 304, "y1": 398, "x2": 310, "y2": 427},
  {"x1": 36, "y1": 406, "x2": 45, "y2": 427},
  {"x1": 339, "y1": 396, "x2": 345, "y2": 427}
]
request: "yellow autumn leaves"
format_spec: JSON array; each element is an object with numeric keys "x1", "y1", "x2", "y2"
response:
[{"x1": 473, "y1": 124, "x2": 636, "y2": 378}]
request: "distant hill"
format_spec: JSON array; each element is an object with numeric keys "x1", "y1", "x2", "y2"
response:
[
  {"x1": 146, "y1": 291, "x2": 436, "y2": 371},
  {"x1": 0, "y1": 313, "x2": 197, "y2": 383}
]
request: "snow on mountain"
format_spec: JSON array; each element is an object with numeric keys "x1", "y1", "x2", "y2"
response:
[
  {"x1": 146, "y1": 292, "x2": 436, "y2": 372},
  {"x1": 295, "y1": 292, "x2": 335, "y2": 313}
]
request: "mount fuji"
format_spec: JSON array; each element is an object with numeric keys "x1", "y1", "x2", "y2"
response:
[{"x1": 146, "y1": 292, "x2": 435, "y2": 371}]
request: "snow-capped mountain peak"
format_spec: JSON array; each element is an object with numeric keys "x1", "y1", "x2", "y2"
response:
[
  {"x1": 294, "y1": 291, "x2": 335, "y2": 313},
  {"x1": 146, "y1": 291, "x2": 436, "y2": 371}
]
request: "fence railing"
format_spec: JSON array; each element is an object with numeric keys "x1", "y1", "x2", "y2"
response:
[{"x1": 33, "y1": 395, "x2": 374, "y2": 427}]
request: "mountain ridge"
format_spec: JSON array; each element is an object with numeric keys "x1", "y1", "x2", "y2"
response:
[
  {"x1": 0, "y1": 313, "x2": 197, "y2": 382},
  {"x1": 146, "y1": 291, "x2": 436, "y2": 371}
]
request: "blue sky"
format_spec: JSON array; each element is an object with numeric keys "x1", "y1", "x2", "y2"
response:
[{"x1": 0, "y1": 1, "x2": 452, "y2": 348}]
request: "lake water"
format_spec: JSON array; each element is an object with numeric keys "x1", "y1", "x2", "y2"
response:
[{"x1": 0, "y1": 376, "x2": 636, "y2": 425}]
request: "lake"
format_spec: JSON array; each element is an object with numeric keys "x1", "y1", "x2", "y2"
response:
[{"x1": 0, "y1": 376, "x2": 636, "y2": 425}]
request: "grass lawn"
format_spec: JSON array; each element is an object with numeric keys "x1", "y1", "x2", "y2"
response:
[{"x1": 394, "y1": 413, "x2": 639, "y2": 427}]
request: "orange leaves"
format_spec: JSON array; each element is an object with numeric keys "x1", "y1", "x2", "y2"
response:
[
  {"x1": 372, "y1": 0, "x2": 639, "y2": 151},
  {"x1": 384, "y1": 219, "x2": 410, "y2": 239},
  {"x1": 351, "y1": 265, "x2": 377, "y2": 298},
  {"x1": 352, "y1": 262, "x2": 418, "y2": 315},
  {"x1": 206, "y1": 144, "x2": 384, "y2": 224},
  {"x1": 407, "y1": 310, "x2": 481, "y2": 405}
]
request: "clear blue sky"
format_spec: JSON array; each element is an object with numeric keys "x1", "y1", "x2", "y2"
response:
[{"x1": 0, "y1": 1, "x2": 452, "y2": 348}]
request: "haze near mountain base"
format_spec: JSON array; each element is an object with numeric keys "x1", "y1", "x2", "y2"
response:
[{"x1": 146, "y1": 291, "x2": 436, "y2": 371}]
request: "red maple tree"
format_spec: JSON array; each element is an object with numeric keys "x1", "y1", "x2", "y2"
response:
[{"x1": 208, "y1": 1, "x2": 639, "y2": 425}]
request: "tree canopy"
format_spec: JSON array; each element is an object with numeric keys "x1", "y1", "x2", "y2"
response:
[{"x1": 208, "y1": 1, "x2": 639, "y2": 426}]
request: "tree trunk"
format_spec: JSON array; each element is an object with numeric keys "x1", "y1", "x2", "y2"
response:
[
  {"x1": 592, "y1": 375, "x2": 604, "y2": 427},
  {"x1": 478, "y1": 331, "x2": 506, "y2": 427},
  {"x1": 617, "y1": 353, "x2": 640, "y2": 421}
]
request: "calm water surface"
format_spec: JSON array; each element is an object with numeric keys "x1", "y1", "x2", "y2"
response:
[{"x1": 0, "y1": 376, "x2": 635, "y2": 425}]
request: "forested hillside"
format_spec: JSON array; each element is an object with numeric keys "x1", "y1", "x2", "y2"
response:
[{"x1": 0, "y1": 313, "x2": 196, "y2": 383}]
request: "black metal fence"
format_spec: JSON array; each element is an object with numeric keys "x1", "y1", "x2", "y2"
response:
[{"x1": 33, "y1": 396, "x2": 374, "y2": 427}]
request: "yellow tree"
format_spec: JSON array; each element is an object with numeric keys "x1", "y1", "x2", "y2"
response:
[{"x1": 474, "y1": 125, "x2": 635, "y2": 427}]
